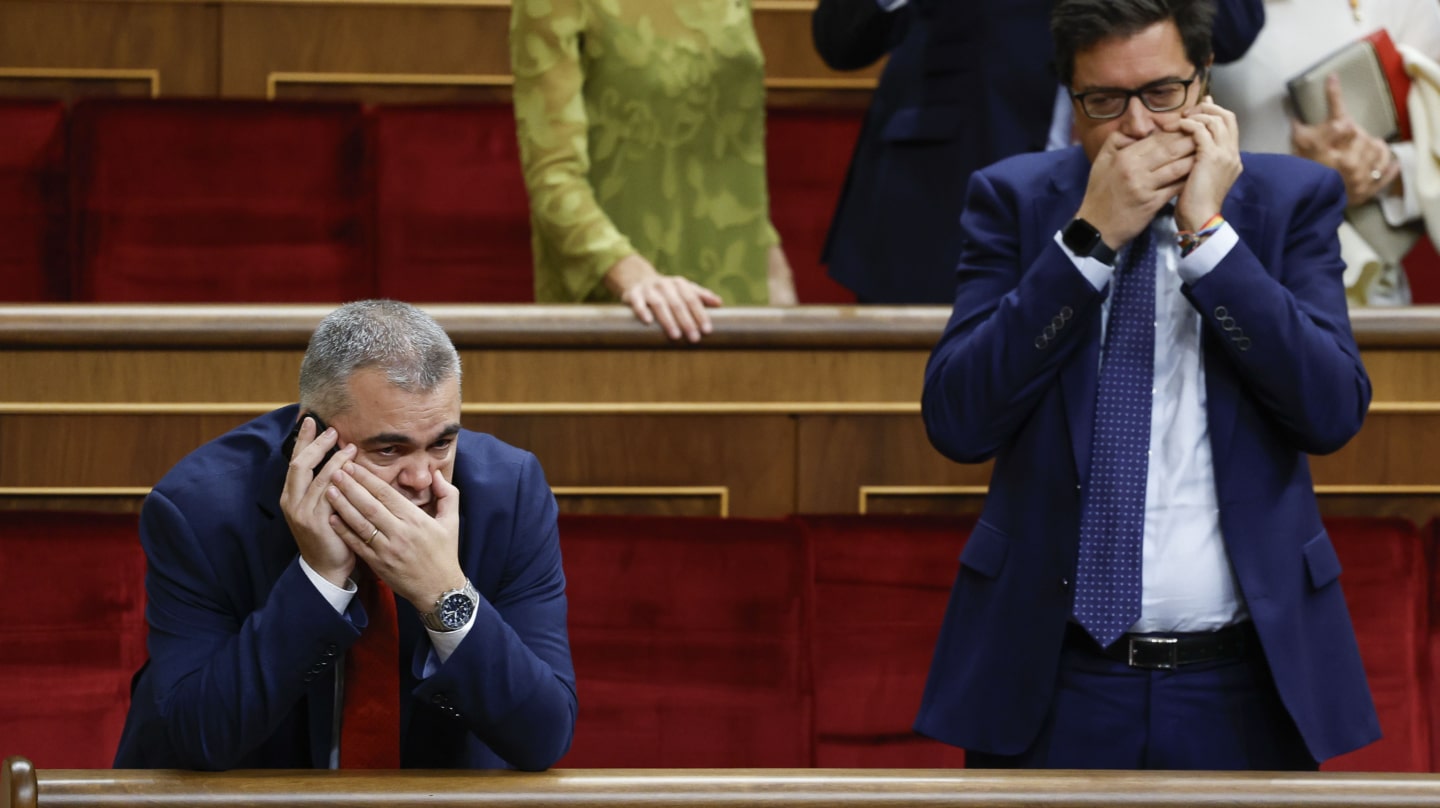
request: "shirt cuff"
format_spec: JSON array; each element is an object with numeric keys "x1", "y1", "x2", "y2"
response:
[
  {"x1": 1053, "y1": 229, "x2": 1115, "y2": 291},
  {"x1": 1176, "y1": 222, "x2": 1239, "y2": 284},
  {"x1": 876, "y1": 0, "x2": 908, "y2": 9},
  {"x1": 299, "y1": 555, "x2": 357, "y2": 615},
  {"x1": 1378, "y1": 143, "x2": 1421, "y2": 227},
  {"x1": 424, "y1": 616, "x2": 475, "y2": 671}
]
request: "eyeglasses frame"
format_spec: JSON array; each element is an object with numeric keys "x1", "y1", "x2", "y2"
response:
[{"x1": 1069, "y1": 67, "x2": 1209, "y2": 121}]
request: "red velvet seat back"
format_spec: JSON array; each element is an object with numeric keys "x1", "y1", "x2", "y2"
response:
[
  {"x1": 372, "y1": 103, "x2": 532, "y2": 302},
  {"x1": 798, "y1": 515, "x2": 971, "y2": 767},
  {"x1": 1322, "y1": 516, "x2": 1431, "y2": 772},
  {"x1": 0, "y1": 99, "x2": 68, "y2": 301},
  {"x1": 557, "y1": 515, "x2": 813, "y2": 766},
  {"x1": 765, "y1": 108, "x2": 862, "y2": 304},
  {"x1": 0, "y1": 511, "x2": 146, "y2": 767},
  {"x1": 69, "y1": 99, "x2": 374, "y2": 302}
]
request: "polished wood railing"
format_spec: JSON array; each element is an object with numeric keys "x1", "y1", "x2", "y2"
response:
[
  {"x1": 7, "y1": 757, "x2": 1440, "y2": 808},
  {"x1": 4, "y1": 304, "x2": 1438, "y2": 519}
]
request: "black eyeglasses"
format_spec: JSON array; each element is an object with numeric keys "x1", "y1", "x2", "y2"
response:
[{"x1": 1070, "y1": 68, "x2": 1207, "y2": 120}]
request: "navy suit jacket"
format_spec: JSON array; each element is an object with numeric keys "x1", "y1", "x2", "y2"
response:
[
  {"x1": 114, "y1": 405, "x2": 576, "y2": 770},
  {"x1": 812, "y1": 0, "x2": 1265, "y2": 303},
  {"x1": 916, "y1": 147, "x2": 1379, "y2": 762}
]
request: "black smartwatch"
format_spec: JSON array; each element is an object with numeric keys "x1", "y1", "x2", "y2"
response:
[{"x1": 1062, "y1": 218, "x2": 1117, "y2": 266}]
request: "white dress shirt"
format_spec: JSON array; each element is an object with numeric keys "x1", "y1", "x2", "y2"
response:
[{"x1": 1057, "y1": 216, "x2": 1248, "y2": 632}]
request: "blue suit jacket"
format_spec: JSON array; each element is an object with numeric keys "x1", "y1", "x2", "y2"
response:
[
  {"x1": 916, "y1": 147, "x2": 1379, "y2": 762},
  {"x1": 812, "y1": 0, "x2": 1265, "y2": 303},
  {"x1": 114, "y1": 405, "x2": 576, "y2": 770}
]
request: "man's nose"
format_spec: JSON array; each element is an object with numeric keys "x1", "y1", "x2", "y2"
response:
[
  {"x1": 1117, "y1": 95, "x2": 1157, "y2": 138},
  {"x1": 395, "y1": 457, "x2": 433, "y2": 493}
]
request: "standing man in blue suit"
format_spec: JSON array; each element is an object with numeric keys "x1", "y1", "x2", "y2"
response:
[
  {"x1": 115, "y1": 300, "x2": 576, "y2": 771},
  {"x1": 918, "y1": 0, "x2": 1376, "y2": 769},
  {"x1": 812, "y1": 0, "x2": 1264, "y2": 303}
]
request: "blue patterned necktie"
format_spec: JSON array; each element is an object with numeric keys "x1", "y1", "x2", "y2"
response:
[{"x1": 1073, "y1": 222, "x2": 1158, "y2": 648}]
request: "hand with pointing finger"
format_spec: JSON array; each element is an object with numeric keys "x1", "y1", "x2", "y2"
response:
[{"x1": 1291, "y1": 73, "x2": 1400, "y2": 206}]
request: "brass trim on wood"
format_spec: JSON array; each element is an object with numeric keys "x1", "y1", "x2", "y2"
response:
[
  {"x1": 267, "y1": 71, "x2": 513, "y2": 100},
  {"x1": 551, "y1": 486, "x2": 730, "y2": 518},
  {"x1": 858, "y1": 485, "x2": 989, "y2": 515},
  {"x1": 765, "y1": 77, "x2": 878, "y2": 91},
  {"x1": 858, "y1": 484, "x2": 1440, "y2": 513},
  {"x1": 0, "y1": 67, "x2": 160, "y2": 97},
  {"x1": 1313, "y1": 486, "x2": 1440, "y2": 495},
  {"x1": 0, "y1": 402, "x2": 920, "y2": 416},
  {"x1": 0, "y1": 487, "x2": 152, "y2": 497},
  {"x1": 4, "y1": 401, "x2": 1437, "y2": 415},
  {"x1": 0, "y1": 485, "x2": 734, "y2": 516}
]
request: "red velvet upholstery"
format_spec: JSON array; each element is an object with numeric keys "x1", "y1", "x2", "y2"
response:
[
  {"x1": 1405, "y1": 235, "x2": 1440, "y2": 304},
  {"x1": 0, "y1": 511, "x2": 145, "y2": 768},
  {"x1": 556, "y1": 515, "x2": 813, "y2": 766},
  {"x1": 765, "y1": 108, "x2": 862, "y2": 304},
  {"x1": 798, "y1": 515, "x2": 971, "y2": 768},
  {"x1": 69, "y1": 99, "x2": 374, "y2": 302},
  {"x1": 0, "y1": 99, "x2": 68, "y2": 301},
  {"x1": 371, "y1": 104, "x2": 533, "y2": 302},
  {"x1": 1322, "y1": 517, "x2": 1431, "y2": 772}
]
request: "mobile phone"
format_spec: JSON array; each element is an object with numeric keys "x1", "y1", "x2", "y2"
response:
[{"x1": 281, "y1": 412, "x2": 340, "y2": 474}]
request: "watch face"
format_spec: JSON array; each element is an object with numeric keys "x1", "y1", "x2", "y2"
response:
[{"x1": 439, "y1": 592, "x2": 475, "y2": 629}]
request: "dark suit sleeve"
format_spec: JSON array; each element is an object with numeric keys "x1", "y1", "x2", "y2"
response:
[
  {"x1": 1211, "y1": 0, "x2": 1265, "y2": 64},
  {"x1": 415, "y1": 453, "x2": 576, "y2": 771},
  {"x1": 921, "y1": 167, "x2": 1108, "y2": 464},
  {"x1": 812, "y1": 0, "x2": 910, "y2": 71},
  {"x1": 128, "y1": 489, "x2": 361, "y2": 770},
  {"x1": 1182, "y1": 165, "x2": 1371, "y2": 455}
]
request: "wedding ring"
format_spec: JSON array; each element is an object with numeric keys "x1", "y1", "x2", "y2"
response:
[{"x1": 365, "y1": 526, "x2": 379, "y2": 545}]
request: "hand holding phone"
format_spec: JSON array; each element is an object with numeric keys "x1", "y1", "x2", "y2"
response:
[
  {"x1": 279, "y1": 411, "x2": 355, "y2": 586},
  {"x1": 282, "y1": 412, "x2": 341, "y2": 474}
]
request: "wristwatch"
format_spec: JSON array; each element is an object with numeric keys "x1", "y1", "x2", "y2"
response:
[
  {"x1": 420, "y1": 579, "x2": 479, "y2": 632},
  {"x1": 1062, "y1": 218, "x2": 1117, "y2": 266}
]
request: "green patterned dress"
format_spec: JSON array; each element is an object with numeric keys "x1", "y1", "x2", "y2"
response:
[{"x1": 511, "y1": 0, "x2": 778, "y2": 303}]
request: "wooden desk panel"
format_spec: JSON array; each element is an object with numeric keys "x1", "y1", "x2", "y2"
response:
[
  {"x1": 8, "y1": 757, "x2": 1440, "y2": 808},
  {"x1": 2, "y1": 305, "x2": 1437, "y2": 519}
]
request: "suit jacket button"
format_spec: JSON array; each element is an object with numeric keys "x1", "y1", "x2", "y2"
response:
[
  {"x1": 1214, "y1": 305, "x2": 1228, "y2": 319},
  {"x1": 1034, "y1": 336, "x2": 1047, "y2": 349},
  {"x1": 1060, "y1": 306, "x2": 1073, "y2": 320}
]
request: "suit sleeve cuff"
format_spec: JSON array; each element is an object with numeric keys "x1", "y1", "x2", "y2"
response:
[
  {"x1": 1053, "y1": 229, "x2": 1115, "y2": 291},
  {"x1": 298, "y1": 555, "x2": 357, "y2": 615},
  {"x1": 1176, "y1": 221, "x2": 1239, "y2": 284},
  {"x1": 1379, "y1": 143, "x2": 1421, "y2": 227},
  {"x1": 421, "y1": 615, "x2": 477, "y2": 675}
]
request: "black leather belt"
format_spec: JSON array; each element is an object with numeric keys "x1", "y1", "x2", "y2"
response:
[{"x1": 1065, "y1": 622, "x2": 1254, "y2": 671}]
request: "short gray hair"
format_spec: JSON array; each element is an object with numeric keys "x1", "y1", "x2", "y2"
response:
[{"x1": 298, "y1": 300, "x2": 462, "y2": 418}]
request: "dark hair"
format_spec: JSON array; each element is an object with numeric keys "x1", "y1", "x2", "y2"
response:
[{"x1": 1052, "y1": 0, "x2": 1216, "y2": 86}]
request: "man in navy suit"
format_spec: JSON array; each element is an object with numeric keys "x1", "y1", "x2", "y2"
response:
[
  {"x1": 917, "y1": 0, "x2": 1376, "y2": 769},
  {"x1": 115, "y1": 300, "x2": 575, "y2": 770},
  {"x1": 812, "y1": 0, "x2": 1264, "y2": 303}
]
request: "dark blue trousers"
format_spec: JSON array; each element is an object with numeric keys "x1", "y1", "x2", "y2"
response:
[{"x1": 966, "y1": 625, "x2": 1317, "y2": 770}]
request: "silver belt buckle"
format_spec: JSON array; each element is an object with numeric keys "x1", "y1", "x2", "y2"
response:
[{"x1": 1128, "y1": 636, "x2": 1179, "y2": 670}]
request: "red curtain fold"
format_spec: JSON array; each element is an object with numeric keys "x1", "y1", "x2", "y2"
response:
[
  {"x1": 372, "y1": 103, "x2": 534, "y2": 303},
  {"x1": 0, "y1": 99, "x2": 69, "y2": 301},
  {"x1": 0, "y1": 511, "x2": 145, "y2": 768},
  {"x1": 799, "y1": 514, "x2": 972, "y2": 768},
  {"x1": 1322, "y1": 516, "x2": 1431, "y2": 772},
  {"x1": 556, "y1": 514, "x2": 814, "y2": 767},
  {"x1": 68, "y1": 98, "x2": 375, "y2": 303},
  {"x1": 764, "y1": 108, "x2": 863, "y2": 304}
]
